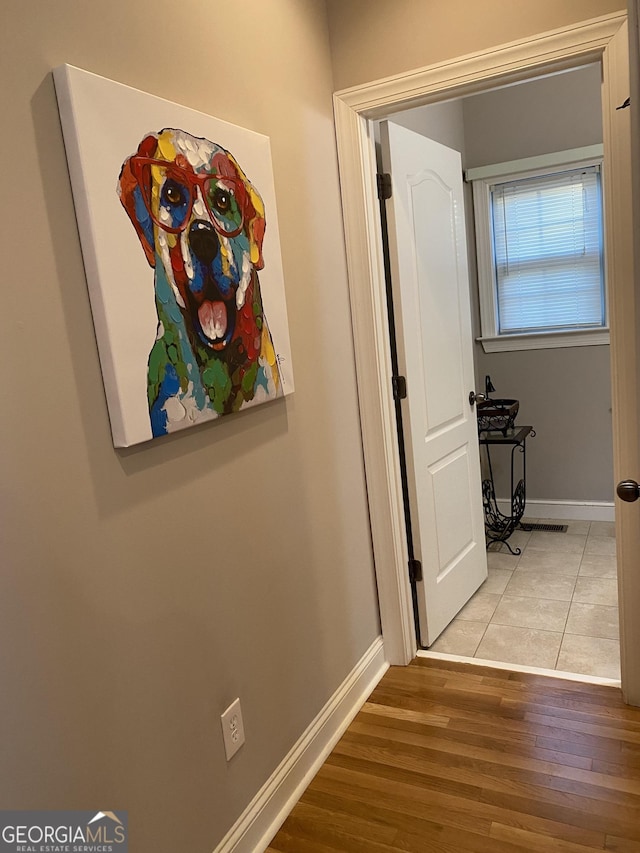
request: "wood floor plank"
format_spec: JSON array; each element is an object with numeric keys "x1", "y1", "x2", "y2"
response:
[
  {"x1": 605, "y1": 835, "x2": 640, "y2": 851},
  {"x1": 525, "y1": 710, "x2": 640, "y2": 745},
  {"x1": 355, "y1": 712, "x2": 538, "y2": 751},
  {"x1": 338, "y1": 723, "x2": 640, "y2": 804},
  {"x1": 282, "y1": 803, "x2": 399, "y2": 847},
  {"x1": 268, "y1": 659, "x2": 640, "y2": 852},
  {"x1": 536, "y1": 733, "x2": 623, "y2": 762},
  {"x1": 392, "y1": 824, "x2": 538, "y2": 853},
  {"x1": 266, "y1": 829, "x2": 351, "y2": 852},
  {"x1": 489, "y1": 823, "x2": 607, "y2": 852},
  {"x1": 325, "y1": 747, "x2": 639, "y2": 839},
  {"x1": 308, "y1": 761, "x2": 607, "y2": 848},
  {"x1": 301, "y1": 785, "x2": 493, "y2": 839},
  {"x1": 352, "y1": 715, "x2": 592, "y2": 770},
  {"x1": 359, "y1": 699, "x2": 451, "y2": 727},
  {"x1": 328, "y1": 741, "x2": 640, "y2": 833},
  {"x1": 365, "y1": 694, "x2": 622, "y2": 766},
  {"x1": 286, "y1": 798, "x2": 540, "y2": 853},
  {"x1": 594, "y1": 758, "x2": 640, "y2": 779},
  {"x1": 478, "y1": 784, "x2": 640, "y2": 840},
  {"x1": 502, "y1": 696, "x2": 640, "y2": 728}
]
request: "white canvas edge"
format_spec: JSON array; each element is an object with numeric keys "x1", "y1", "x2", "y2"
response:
[{"x1": 54, "y1": 64, "x2": 128, "y2": 445}]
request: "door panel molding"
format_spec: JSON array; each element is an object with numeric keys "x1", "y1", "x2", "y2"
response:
[{"x1": 333, "y1": 13, "x2": 634, "y2": 683}]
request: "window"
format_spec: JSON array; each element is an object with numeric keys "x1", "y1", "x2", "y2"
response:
[{"x1": 468, "y1": 146, "x2": 608, "y2": 352}]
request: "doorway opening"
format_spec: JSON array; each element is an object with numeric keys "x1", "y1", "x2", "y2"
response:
[
  {"x1": 374, "y1": 64, "x2": 619, "y2": 681},
  {"x1": 331, "y1": 11, "x2": 639, "y2": 699}
]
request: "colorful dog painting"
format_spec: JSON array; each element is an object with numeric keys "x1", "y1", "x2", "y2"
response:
[{"x1": 118, "y1": 128, "x2": 282, "y2": 437}]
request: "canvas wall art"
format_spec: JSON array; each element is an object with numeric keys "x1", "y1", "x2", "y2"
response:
[{"x1": 54, "y1": 65, "x2": 294, "y2": 447}]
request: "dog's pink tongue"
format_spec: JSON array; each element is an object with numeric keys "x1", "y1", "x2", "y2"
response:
[{"x1": 198, "y1": 300, "x2": 227, "y2": 341}]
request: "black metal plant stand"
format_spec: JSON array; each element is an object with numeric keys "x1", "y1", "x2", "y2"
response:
[{"x1": 478, "y1": 425, "x2": 535, "y2": 555}]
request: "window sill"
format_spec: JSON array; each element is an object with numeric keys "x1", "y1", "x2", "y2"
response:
[{"x1": 477, "y1": 328, "x2": 610, "y2": 353}]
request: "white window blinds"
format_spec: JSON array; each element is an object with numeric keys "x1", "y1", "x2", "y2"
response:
[{"x1": 491, "y1": 166, "x2": 604, "y2": 335}]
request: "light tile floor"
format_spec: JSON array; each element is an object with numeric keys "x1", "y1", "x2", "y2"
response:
[{"x1": 429, "y1": 519, "x2": 620, "y2": 679}]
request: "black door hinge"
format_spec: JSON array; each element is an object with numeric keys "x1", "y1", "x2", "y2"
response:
[
  {"x1": 377, "y1": 172, "x2": 392, "y2": 200},
  {"x1": 408, "y1": 559, "x2": 423, "y2": 583},
  {"x1": 392, "y1": 375, "x2": 407, "y2": 400}
]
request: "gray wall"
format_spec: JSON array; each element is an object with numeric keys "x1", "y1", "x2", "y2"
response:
[
  {"x1": 464, "y1": 65, "x2": 614, "y2": 502},
  {"x1": 0, "y1": 2, "x2": 380, "y2": 850},
  {"x1": 326, "y1": 0, "x2": 626, "y2": 91}
]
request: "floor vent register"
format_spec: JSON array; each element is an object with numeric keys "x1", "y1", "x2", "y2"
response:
[{"x1": 519, "y1": 522, "x2": 568, "y2": 533}]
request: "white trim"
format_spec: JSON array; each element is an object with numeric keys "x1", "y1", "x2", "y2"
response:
[
  {"x1": 473, "y1": 177, "x2": 499, "y2": 340},
  {"x1": 333, "y1": 98, "x2": 416, "y2": 666},
  {"x1": 336, "y1": 14, "x2": 625, "y2": 115},
  {"x1": 478, "y1": 329, "x2": 610, "y2": 352},
  {"x1": 213, "y1": 637, "x2": 387, "y2": 853},
  {"x1": 418, "y1": 650, "x2": 620, "y2": 687},
  {"x1": 464, "y1": 144, "x2": 604, "y2": 182},
  {"x1": 497, "y1": 498, "x2": 615, "y2": 522},
  {"x1": 333, "y1": 12, "x2": 626, "y2": 667}
]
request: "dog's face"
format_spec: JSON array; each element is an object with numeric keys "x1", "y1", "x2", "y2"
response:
[{"x1": 118, "y1": 129, "x2": 266, "y2": 354}]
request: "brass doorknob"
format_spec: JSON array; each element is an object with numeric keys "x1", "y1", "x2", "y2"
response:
[{"x1": 617, "y1": 479, "x2": 640, "y2": 502}]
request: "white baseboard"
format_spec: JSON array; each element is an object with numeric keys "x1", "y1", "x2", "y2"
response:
[
  {"x1": 213, "y1": 636, "x2": 388, "y2": 853},
  {"x1": 496, "y1": 498, "x2": 615, "y2": 522}
]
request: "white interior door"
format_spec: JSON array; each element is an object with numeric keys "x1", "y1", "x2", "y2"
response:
[{"x1": 380, "y1": 120, "x2": 487, "y2": 647}]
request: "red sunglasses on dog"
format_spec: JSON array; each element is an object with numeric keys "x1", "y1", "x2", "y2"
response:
[{"x1": 130, "y1": 155, "x2": 246, "y2": 238}]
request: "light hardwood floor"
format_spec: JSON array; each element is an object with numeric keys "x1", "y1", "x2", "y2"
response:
[{"x1": 267, "y1": 657, "x2": 640, "y2": 852}]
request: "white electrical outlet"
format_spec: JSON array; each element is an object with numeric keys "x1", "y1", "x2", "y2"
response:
[{"x1": 221, "y1": 698, "x2": 245, "y2": 761}]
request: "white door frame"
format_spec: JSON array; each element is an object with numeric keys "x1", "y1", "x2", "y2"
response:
[{"x1": 333, "y1": 12, "x2": 636, "y2": 689}]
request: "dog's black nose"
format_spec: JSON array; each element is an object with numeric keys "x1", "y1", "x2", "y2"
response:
[{"x1": 189, "y1": 220, "x2": 219, "y2": 265}]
